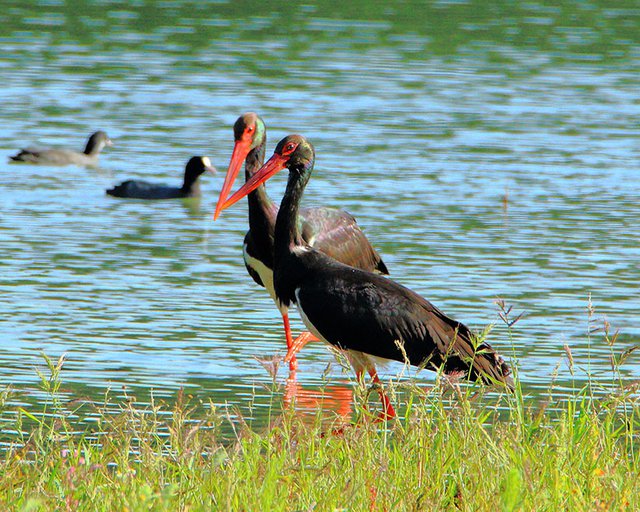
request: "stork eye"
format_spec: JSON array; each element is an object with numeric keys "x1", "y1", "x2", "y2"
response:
[
  {"x1": 246, "y1": 126, "x2": 254, "y2": 134},
  {"x1": 283, "y1": 142, "x2": 297, "y2": 155}
]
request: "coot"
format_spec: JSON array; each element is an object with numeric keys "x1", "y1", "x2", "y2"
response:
[
  {"x1": 106, "y1": 156, "x2": 216, "y2": 199},
  {"x1": 9, "y1": 131, "x2": 113, "y2": 166}
]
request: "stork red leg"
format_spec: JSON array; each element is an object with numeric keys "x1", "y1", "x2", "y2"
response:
[
  {"x1": 368, "y1": 369, "x2": 396, "y2": 420},
  {"x1": 354, "y1": 368, "x2": 394, "y2": 421},
  {"x1": 282, "y1": 313, "x2": 298, "y2": 371},
  {"x1": 285, "y1": 331, "x2": 319, "y2": 364}
]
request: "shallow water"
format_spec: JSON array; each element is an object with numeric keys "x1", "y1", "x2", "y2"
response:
[{"x1": 1, "y1": 1, "x2": 639, "y2": 431}]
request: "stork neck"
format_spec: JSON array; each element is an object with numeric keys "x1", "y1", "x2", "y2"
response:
[
  {"x1": 246, "y1": 141, "x2": 276, "y2": 234},
  {"x1": 245, "y1": 139, "x2": 266, "y2": 181},
  {"x1": 275, "y1": 166, "x2": 309, "y2": 261}
]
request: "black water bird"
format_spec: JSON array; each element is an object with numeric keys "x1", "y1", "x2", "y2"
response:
[
  {"x1": 214, "y1": 113, "x2": 388, "y2": 371},
  {"x1": 107, "y1": 156, "x2": 216, "y2": 199},
  {"x1": 219, "y1": 135, "x2": 513, "y2": 418},
  {"x1": 9, "y1": 131, "x2": 113, "y2": 166}
]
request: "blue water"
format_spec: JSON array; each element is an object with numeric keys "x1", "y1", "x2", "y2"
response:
[{"x1": 1, "y1": 1, "x2": 639, "y2": 429}]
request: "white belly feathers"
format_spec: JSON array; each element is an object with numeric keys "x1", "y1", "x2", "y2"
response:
[{"x1": 243, "y1": 242, "x2": 288, "y2": 314}]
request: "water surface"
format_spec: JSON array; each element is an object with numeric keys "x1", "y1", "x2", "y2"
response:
[{"x1": 1, "y1": 0, "x2": 639, "y2": 431}]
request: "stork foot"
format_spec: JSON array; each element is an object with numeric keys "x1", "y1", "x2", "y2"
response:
[{"x1": 284, "y1": 331, "x2": 319, "y2": 365}]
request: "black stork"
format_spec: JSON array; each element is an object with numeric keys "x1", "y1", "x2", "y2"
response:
[
  {"x1": 214, "y1": 113, "x2": 389, "y2": 371},
  {"x1": 218, "y1": 135, "x2": 514, "y2": 419}
]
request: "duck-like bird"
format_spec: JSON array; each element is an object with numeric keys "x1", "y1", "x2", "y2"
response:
[
  {"x1": 107, "y1": 156, "x2": 215, "y2": 199},
  {"x1": 214, "y1": 114, "x2": 388, "y2": 371},
  {"x1": 218, "y1": 135, "x2": 513, "y2": 418},
  {"x1": 9, "y1": 131, "x2": 112, "y2": 166}
]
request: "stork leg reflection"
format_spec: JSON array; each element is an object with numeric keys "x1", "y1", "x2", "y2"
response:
[{"x1": 283, "y1": 372, "x2": 354, "y2": 421}]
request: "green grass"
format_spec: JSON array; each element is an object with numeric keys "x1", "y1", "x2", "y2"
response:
[
  {"x1": 1, "y1": 346, "x2": 639, "y2": 512},
  {"x1": 2, "y1": 300, "x2": 639, "y2": 511}
]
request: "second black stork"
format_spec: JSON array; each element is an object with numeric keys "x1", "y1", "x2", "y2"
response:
[
  {"x1": 219, "y1": 135, "x2": 513, "y2": 419},
  {"x1": 214, "y1": 113, "x2": 389, "y2": 372}
]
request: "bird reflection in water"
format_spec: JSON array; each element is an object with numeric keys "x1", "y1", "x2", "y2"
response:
[
  {"x1": 283, "y1": 375, "x2": 354, "y2": 421},
  {"x1": 255, "y1": 356, "x2": 354, "y2": 424},
  {"x1": 257, "y1": 354, "x2": 406, "y2": 429}
]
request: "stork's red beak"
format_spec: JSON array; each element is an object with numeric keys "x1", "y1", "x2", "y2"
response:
[
  {"x1": 218, "y1": 153, "x2": 289, "y2": 214},
  {"x1": 213, "y1": 138, "x2": 252, "y2": 220}
]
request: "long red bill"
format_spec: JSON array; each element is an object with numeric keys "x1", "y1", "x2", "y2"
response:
[
  {"x1": 219, "y1": 153, "x2": 289, "y2": 213},
  {"x1": 213, "y1": 139, "x2": 251, "y2": 220}
]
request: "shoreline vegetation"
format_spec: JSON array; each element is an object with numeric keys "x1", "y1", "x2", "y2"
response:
[{"x1": 1, "y1": 310, "x2": 638, "y2": 511}]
